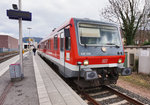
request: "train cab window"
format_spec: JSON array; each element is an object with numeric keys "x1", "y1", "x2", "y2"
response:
[
  {"x1": 54, "y1": 35, "x2": 58, "y2": 50},
  {"x1": 78, "y1": 23, "x2": 121, "y2": 46}
]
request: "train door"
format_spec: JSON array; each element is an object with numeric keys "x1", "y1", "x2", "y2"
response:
[{"x1": 60, "y1": 31, "x2": 65, "y2": 76}]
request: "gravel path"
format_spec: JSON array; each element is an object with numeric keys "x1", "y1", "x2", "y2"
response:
[{"x1": 117, "y1": 79, "x2": 150, "y2": 100}]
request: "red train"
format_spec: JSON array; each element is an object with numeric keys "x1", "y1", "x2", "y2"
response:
[{"x1": 38, "y1": 18, "x2": 131, "y2": 87}]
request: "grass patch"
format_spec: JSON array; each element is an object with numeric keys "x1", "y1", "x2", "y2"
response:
[{"x1": 119, "y1": 73, "x2": 150, "y2": 90}]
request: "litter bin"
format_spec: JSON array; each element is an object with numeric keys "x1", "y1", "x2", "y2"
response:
[{"x1": 9, "y1": 64, "x2": 22, "y2": 81}]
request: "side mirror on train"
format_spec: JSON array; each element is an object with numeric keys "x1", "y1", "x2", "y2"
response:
[{"x1": 64, "y1": 29, "x2": 70, "y2": 37}]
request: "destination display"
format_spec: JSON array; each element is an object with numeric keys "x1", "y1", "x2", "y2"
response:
[{"x1": 7, "y1": 9, "x2": 32, "y2": 21}]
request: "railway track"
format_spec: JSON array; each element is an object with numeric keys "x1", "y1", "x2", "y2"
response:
[
  {"x1": 80, "y1": 85, "x2": 147, "y2": 105},
  {"x1": 39, "y1": 55, "x2": 150, "y2": 105},
  {"x1": 0, "y1": 52, "x2": 18, "y2": 63}
]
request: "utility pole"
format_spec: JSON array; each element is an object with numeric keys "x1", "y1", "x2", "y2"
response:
[{"x1": 18, "y1": 0, "x2": 23, "y2": 77}]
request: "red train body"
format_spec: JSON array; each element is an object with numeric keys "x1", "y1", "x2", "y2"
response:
[{"x1": 38, "y1": 18, "x2": 131, "y2": 87}]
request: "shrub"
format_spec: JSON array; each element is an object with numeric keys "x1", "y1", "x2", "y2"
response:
[{"x1": 143, "y1": 41, "x2": 150, "y2": 45}]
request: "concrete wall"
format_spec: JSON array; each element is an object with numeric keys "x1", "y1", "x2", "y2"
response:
[
  {"x1": 124, "y1": 46, "x2": 140, "y2": 68},
  {"x1": 139, "y1": 48, "x2": 150, "y2": 74},
  {"x1": 124, "y1": 46, "x2": 150, "y2": 74}
]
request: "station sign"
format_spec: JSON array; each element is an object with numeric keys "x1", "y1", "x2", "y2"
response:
[{"x1": 7, "y1": 9, "x2": 32, "y2": 21}]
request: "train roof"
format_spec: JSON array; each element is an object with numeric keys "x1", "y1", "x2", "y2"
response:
[
  {"x1": 73, "y1": 18, "x2": 118, "y2": 26},
  {"x1": 39, "y1": 18, "x2": 119, "y2": 44}
]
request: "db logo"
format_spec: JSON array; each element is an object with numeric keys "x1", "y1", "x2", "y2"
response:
[{"x1": 102, "y1": 59, "x2": 108, "y2": 63}]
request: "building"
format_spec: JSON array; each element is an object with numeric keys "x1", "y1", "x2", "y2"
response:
[
  {"x1": 124, "y1": 45, "x2": 150, "y2": 74},
  {"x1": 0, "y1": 35, "x2": 18, "y2": 52}
]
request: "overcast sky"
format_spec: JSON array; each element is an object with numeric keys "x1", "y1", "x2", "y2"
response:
[{"x1": 0, "y1": 0, "x2": 109, "y2": 39}]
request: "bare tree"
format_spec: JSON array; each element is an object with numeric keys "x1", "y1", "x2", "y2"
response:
[{"x1": 101, "y1": 0, "x2": 150, "y2": 45}]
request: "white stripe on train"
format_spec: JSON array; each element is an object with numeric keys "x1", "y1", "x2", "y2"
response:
[{"x1": 38, "y1": 51, "x2": 123, "y2": 71}]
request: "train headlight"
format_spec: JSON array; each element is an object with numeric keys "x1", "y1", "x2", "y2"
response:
[
  {"x1": 83, "y1": 60, "x2": 89, "y2": 66},
  {"x1": 118, "y1": 58, "x2": 122, "y2": 63},
  {"x1": 101, "y1": 47, "x2": 107, "y2": 52}
]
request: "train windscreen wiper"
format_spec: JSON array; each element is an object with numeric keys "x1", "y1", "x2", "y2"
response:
[
  {"x1": 84, "y1": 43, "x2": 87, "y2": 48},
  {"x1": 106, "y1": 43, "x2": 120, "y2": 48}
]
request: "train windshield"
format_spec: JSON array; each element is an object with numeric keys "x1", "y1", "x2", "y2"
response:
[{"x1": 78, "y1": 23, "x2": 121, "y2": 46}]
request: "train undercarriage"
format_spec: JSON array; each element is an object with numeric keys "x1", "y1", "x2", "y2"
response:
[{"x1": 75, "y1": 67, "x2": 132, "y2": 88}]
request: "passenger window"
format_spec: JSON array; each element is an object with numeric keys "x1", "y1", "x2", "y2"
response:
[
  {"x1": 60, "y1": 33, "x2": 64, "y2": 51},
  {"x1": 54, "y1": 35, "x2": 58, "y2": 50},
  {"x1": 46, "y1": 41, "x2": 49, "y2": 49},
  {"x1": 49, "y1": 39, "x2": 51, "y2": 50}
]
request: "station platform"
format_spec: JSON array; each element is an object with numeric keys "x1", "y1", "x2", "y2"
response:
[
  {"x1": 0, "y1": 52, "x2": 87, "y2": 105},
  {"x1": 33, "y1": 54, "x2": 87, "y2": 105}
]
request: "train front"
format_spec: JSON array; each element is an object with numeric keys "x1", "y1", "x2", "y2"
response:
[{"x1": 73, "y1": 18, "x2": 131, "y2": 86}]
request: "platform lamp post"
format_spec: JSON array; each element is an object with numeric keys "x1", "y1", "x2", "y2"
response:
[{"x1": 27, "y1": 27, "x2": 32, "y2": 50}]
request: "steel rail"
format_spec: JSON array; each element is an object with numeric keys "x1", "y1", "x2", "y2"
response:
[
  {"x1": 105, "y1": 85, "x2": 145, "y2": 105},
  {"x1": 0, "y1": 53, "x2": 18, "y2": 63},
  {"x1": 81, "y1": 92, "x2": 101, "y2": 105}
]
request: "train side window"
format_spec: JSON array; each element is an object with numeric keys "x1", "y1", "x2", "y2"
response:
[
  {"x1": 44, "y1": 42, "x2": 46, "y2": 49},
  {"x1": 49, "y1": 39, "x2": 51, "y2": 50},
  {"x1": 46, "y1": 41, "x2": 48, "y2": 49},
  {"x1": 60, "y1": 33, "x2": 64, "y2": 51},
  {"x1": 54, "y1": 35, "x2": 58, "y2": 50}
]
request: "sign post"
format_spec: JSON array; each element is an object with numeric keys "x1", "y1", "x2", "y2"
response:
[
  {"x1": 6, "y1": 0, "x2": 32, "y2": 79},
  {"x1": 18, "y1": 0, "x2": 23, "y2": 77}
]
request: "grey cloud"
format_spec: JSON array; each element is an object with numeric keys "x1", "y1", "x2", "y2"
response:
[{"x1": 0, "y1": 0, "x2": 109, "y2": 39}]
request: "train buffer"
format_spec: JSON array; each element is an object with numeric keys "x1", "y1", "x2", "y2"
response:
[{"x1": 0, "y1": 52, "x2": 87, "y2": 105}]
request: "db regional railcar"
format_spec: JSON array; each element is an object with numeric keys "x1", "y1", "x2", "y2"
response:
[{"x1": 38, "y1": 18, "x2": 131, "y2": 87}]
